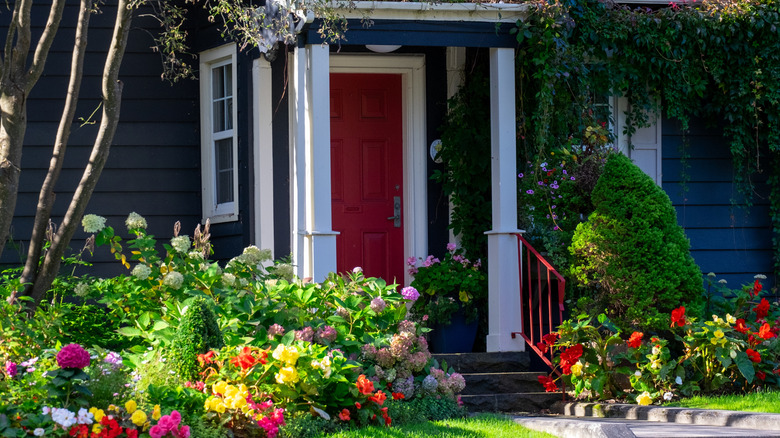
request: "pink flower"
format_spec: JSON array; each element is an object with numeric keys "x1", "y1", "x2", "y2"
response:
[
  {"x1": 56, "y1": 344, "x2": 90, "y2": 369},
  {"x1": 149, "y1": 426, "x2": 164, "y2": 438},
  {"x1": 4, "y1": 361, "x2": 17, "y2": 378},
  {"x1": 401, "y1": 286, "x2": 420, "y2": 301},
  {"x1": 406, "y1": 256, "x2": 417, "y2": 266},
  {"x1": 177, "y1": 426, "x2": 190, "y2": 438},
  {"x1": 446, "y1": 243, "x2": 456, "y2": 252}
]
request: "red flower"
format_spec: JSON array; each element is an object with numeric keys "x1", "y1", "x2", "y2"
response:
[
  {"x1": 338, "y1": 409, "x2": 350, "y2": 421},
  {"x1": 559, "y1": 344, "x2": 583, "y2": 375},
  {"x1": 537, "y1": 375, "x2": 558, "y2": 392},
  {"x1": 757, "y1": 371, "x2": 766, "y2": 381},
  {"x1": 735, "y1": 319, "x2": 749, "y2": 334},
  {"x1": 543, "y1": 332, "x2": 559, "y2": 345},
  {"x1": 68, "y1": 425, "x2": 89, "y2": 438},
  {"x1": 754, "y1": 299, "x2": 770, "y2": 320},
  {"x1": 627, "y1": 331, "x2": 643, "y2": 349},
  {"x1": 536, "y1": 342, "x2": 549, "y2": 354},
  {"x1": 355, "y1": 402, "x2": 362, "y2": 409},
  {"x1": 758, "y1": 323, "x2": 776, "y2": 340},
  {"x1": 368, "y1": 390, "x2": 387, "y2": 406},
  {"x1": 126, "y1": 430, "x2": 138, "y2": 438},
  {"x1": 230, "y1": 346, "x2": 266, "y2": 370},
  {"x1": 392, "y1": 392, "x2": 405, "y2": 400},
  {"x1": 197, "y1": 350, "x2": 216, "y2": 366},
  {"x1": 670, "y1": 306, "x2": 686, "y2": 327},
  {"x1": 747, "y1": 349, "x2": 761, "y2": 363},
  {"x1": 753, "y1": 279, "x2": 763, "y2": 296},
  {"x1": 357, "y1": 375, "x2": 375, "y2": 395}
]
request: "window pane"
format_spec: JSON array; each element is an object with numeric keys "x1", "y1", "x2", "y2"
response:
[
  {"x1": 225, "y1": 97, "x2": 233, "y2": 130},
  {"x1": 213, "y1": 100, "x2": 225, "y2": 133},
  {"x1": 225, "y1": 64, "x2": 232, "y2": 97},
  {"x1": 215, "y1": 138, "x2": 234, "y2": 204},
  {"x1": 212, "y1": 66, "x2": 225, "y2": 99}
]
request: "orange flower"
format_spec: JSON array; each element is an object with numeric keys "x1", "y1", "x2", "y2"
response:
[
  {"x1": 197, "y1": 351, "x2": 216, "y2": 366},
  {"x1": 670, "y1": 306, "x2": 686, "y2": 327},
  {"x1": 357, "y1": 375, "x2": 375, "y2": 395},
  {"x1": 391, "y1": 392, "x2": 405, "y2": 400},
  {"x1": 230, "y1": 346, "x2": 265, "y2": 370},
  {"x1": 338, "y1": 409, "x2": 350, "y2": 421},
  {"x1": 368, "y1": 390, "x2": 387, "y2": 406},
  {"x1": 627, "y1": 332, "x2": 643, "y2": 349},
  {"x1": 735, "y1": 319, "x2": 749, "y2": 334},
  {"x1": 758, "y1": 323, "x2": 776, "y2": 340}
]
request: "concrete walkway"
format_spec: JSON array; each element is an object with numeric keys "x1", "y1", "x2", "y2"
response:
[{"x1": 512, "y1": 402, "x2": 780, "y2": 438}]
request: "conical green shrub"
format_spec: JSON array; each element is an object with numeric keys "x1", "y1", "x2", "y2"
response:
[
  {"x1": 569, "y1": 153, "x2": 704, "y2": 331},
  {"x1": 168, "y1": 297, "x2": 224, "y2": 381}
]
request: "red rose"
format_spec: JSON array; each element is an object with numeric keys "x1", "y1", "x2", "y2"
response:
[
  {"x1": 746, "y1": 348, "x2": 761, "y2": 363},
  {"x1": 627, "y1": 331, "x2": 643, "y2": 349},
  {"x1": 670, "y1": 306, "x2": 686, "y2": 328}
]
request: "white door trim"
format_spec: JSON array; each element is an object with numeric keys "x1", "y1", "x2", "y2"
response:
[{"x1": 330, "y1": 54, "x2": 428, "y2": 286}]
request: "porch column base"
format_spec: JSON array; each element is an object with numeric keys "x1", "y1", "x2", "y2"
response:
[
  {"x1": 298, "y1": 231, "x2": 338, "y2": 283},
  {"x1": 485, "y1": 230, "x2": 525, "y2": 352}
]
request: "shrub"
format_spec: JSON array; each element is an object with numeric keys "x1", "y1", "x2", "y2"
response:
[
  {"x1": 569, "y1": 153, "x2": 704, "y2": 331},
  {"x1": 167, "y1": 297, "x2": 224, "y2": 381}
]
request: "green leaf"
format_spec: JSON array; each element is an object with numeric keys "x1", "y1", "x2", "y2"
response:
[
  {"x1": 280, "y1": 330, "x2": 295, "y2": 346},
  {"x1": 117, "y1": 327, "x2": 142, "y2": 337},
  {"x1": 597, "y1": 313, "x2": 607, "y2": 325},
  {"x1": 138, "y1": 311, "x2": 151, "y2": 328},
  {"x1": 152, "y1": 320, "x2": 170, "y2": 331},
  {"x1": 735, "y1": 351, "x2": 755, "y2": 384}
]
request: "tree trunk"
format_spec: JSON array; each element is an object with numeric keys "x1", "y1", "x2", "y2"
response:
[
  {"x1": 20, "y1": 0, "x2": 92, "y2": 292},
  {"x1": 27, "y1": 0, "x2": 133, "y2": 305}
]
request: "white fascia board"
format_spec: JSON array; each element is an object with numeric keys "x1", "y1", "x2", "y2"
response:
[{"x1": 332, "y1": 1, "x2": 528, "y2": 23}]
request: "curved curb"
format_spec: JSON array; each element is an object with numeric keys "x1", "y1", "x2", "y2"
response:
[
  {"x1": 514, "y1": 416, "x2": 634, "y2": 438},
  {"x1": 552, "y1": 401, "x2": 780, "y2": 431}
]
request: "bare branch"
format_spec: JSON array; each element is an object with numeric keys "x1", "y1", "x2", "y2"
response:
[
  {"x1": 21, "y1": 0, "x2": 92, "y2": 288},
  {"x1": 26, "y1": 0, "x2": 67, "y2": 93},
  {"x1": 29, "y1": 0, "x2": 134, "y2": 304}
]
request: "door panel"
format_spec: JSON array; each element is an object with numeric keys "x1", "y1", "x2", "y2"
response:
[{"x1": 330, "y1": 73, "x2": 404, "y2": 283}]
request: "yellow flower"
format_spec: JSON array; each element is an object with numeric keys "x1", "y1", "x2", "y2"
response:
[
  {"x1": 152, "y1": 405, "x2": 161, "y2": 421},
  {"x1": 272, "y1": 344, "x2": 300, "y2": 366},
  {"x1": 213, "y1": 380, "x2": 228, "y2": 395},
  {"x1": 92, "y1": 424, "x2": 102, "y2": 434},
  {"x1": 275, "y1": 366, "x2": 300, "y2": 385},
  {"x1": 224, "y1": 384, "x2": 238, "y2": 399},
  {"x1": 131, "y1": 410, "x2": 148, "y2": 427},
  {"x1": 726, "y1": 314, "x2": 736, "y2": 324},
  {"x1": 125, "y1": 400, "x2": 137, "y2": 414},
  {"x1": 570, "y1": 362, "x2": 583, "y2": 377},
  {"x1": 636, "y1": 391, "x2": 653, "y2": 406},
  {"x1": 89, "y1": 407, "x2": 105, "y2": 423},
  {"x1": 215, "y1": 401, "x2": 226, "y2": 414}
]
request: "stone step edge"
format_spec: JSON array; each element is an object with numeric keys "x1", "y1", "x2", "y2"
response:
[
  {"x1": 461, "y1": 392, "x2": 564, "y2": 398},
  {"x1": 462, "y1": 371, "x2": 547, "y2": 377},
  {"x1": 552, "y1": 401, "x2": 780, "y2": 431}
]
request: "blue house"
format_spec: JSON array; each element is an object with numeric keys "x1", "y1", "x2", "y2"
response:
[{"x1": 4, "y1": 1, "x2": 774, "y2": 353}]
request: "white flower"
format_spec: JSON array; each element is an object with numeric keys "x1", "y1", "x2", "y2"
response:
[
  {"x1": 755, "y1": 274, "x2": 767, "y2": 280},
  {"x1": 652, "y1": 345, "x2": 661, "y2": 355},
  {"x1": 42, "y1": 407, "x2": 50, "y2": 415},
  {"x1": 634, "y1": 370, "x2": 642, "y2": 377},
  {"x1": 132, "y1": 264, "x2": 152, "y2": 280},
  {"x1": 663, "y1": 392, "x2": 673, "y2": 401},
  {"x1": 707, "y1": 272, "x2": 716, "y2": 278},
  {"x1": 76, "y1": 408, "x2": 93, "y2": 425},
  {"x1": 188, "y1": 251, "x2": 204, "y2": 260},
  {"x1": 170, "y1": 235, "x2": 191, "y2": 253},
  {"x1": 125, "y1": 212, "x2": 147, "y2": 231},
  {"x1": 51, "y1": 408, "x2": 77, "y2": 428},
  {"x1": 352, "y1": 266, "x2": 362, "y2": 274},
  {"x1": 74, "y1": 283, "x2": 89, "y2": 297},
  {"x1": 163, "y1": 271, "x2": 184, "y2": 290},
  {"x1": 81, "y1": 214, "x2": 106, "y2": 233},
  {"x1": 675, "y1": 376, "x2": 683, "y2": 385},
  {"x1": 34, "y1": 428, "x2": 45, "y2": 436},
  {"x1": 222, "y1": 273, "x2": 236, "y2": 287},
  {"x1": 718, "y1": 279, "x2": 728, "y2": 284}
]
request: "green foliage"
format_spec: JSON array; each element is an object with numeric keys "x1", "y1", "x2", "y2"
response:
[
  {"x1": 569, "y1": 153, "x2": 705, "y2": 331},
  {"x1": 279, "y1": 412, "x2": 346, "y2": 438},
  {"x1": 168, "y1": 297, "x2": 225, "y2": 382}
]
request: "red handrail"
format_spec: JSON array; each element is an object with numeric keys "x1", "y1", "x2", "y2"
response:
[{"x1": 511, "y1": 233, "x2": 565, "y2": 373}]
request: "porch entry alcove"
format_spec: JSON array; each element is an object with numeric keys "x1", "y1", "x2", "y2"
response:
[{"x1": 287, "y1": 2, "x2": 528, "y2": 352}]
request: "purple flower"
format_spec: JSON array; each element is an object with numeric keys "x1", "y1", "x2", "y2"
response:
[
  {"x1": 562, "y1": 170, "x2": 568, "y2": 175},
  {"x1": 551, "y1": 205, "x2": 557, "y2": 209},
  {"x1": 56, "y1": 344, "x2": 90, "y2": 369},
  {"x1": 526, "y1": 190, "x2": 534, "y2": 195},
  {"x1": 370, "y1": 297, "x2": 386, "y2": 313},
  {"x1": 570, "y1": 176, "x2": 576, "y2": 180},
  {"x1": 5, "y1": 361, "x2": 17, "y2": 378},
  {"x1": 538, "y1": 181, "x2": 544, "y2": 185},
  {"x1": 446, "y1": 243, "x2": 456, "y2": 252},
  {"x1": 406, "y1": 256, "x2": 417, "y2": 267},
  {"x1": 268, "y1": 324, "x2": 285, "y2": 339},
  {"x1": 104, "y1": 351, "x2": 122, "y2": 367},
  {"x1": 295, "y1": 326, "x2": 314, "y2": 342},
  {"x1": 553, "y1": 226, "x2": 560, "y2": 231},
  {"x1": 518, "y1": 173, "x2": 524, "y2": 178},
  {"x1": 315, "y1": 325, "x2": 338, "y2": 343},
  {"x1": 401, "y1": 286, "x2": 420, "y2": 301}
]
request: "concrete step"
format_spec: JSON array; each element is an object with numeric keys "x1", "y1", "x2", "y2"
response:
[
  {"x1": 461, "y1": 371, "x2": 548, "y2": 395},
  {"x1": 460, "y1": 391, "x2": 563, "y2": 413},
  {"x1": 433, "y1": 351, "x2": 531, "y2": 374}
]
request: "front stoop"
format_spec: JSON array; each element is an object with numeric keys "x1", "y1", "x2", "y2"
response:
[{"x1": 433, "y1": 352, "x2": 562, "y2": 413}]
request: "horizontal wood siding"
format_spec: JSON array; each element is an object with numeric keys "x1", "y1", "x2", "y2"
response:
[
  {"x1": 2, "y1": 4, "x2": 206, "y2": 276},
  {"x1": 662, "y1": 118, "x2": 774, "y2": 289}
]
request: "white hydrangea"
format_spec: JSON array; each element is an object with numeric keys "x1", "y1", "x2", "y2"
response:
[
  {"x1": 163, "y1": 271, "x2": 184, "y2": 290},
  {"x1": 74, "y1": 283, "x2": 89, "y2": 297},
  {"x1": 132, "y1": 264, "x2": 152, "y2": 280},
  {"x1": 188, "y1": 251, "x2": 204, "y2": 261},
  {"x1": 222, "y1": 273, "x2": 236, "y2": 288},
  {"x1": 81, "y1": 214, "x2": 106, "y2": 233},
  {"x1": 125, "y1": 212, "x2": 147, "y2": 231},
  {"x1": 274, "y1": 263, "x2": 294, "y2": 281},
  {"x1": 170, "y1": 235, "x2": 191, "y2": 253},
  {"x1": 241, "y1": 246, "x2": 272, "y2": 265}
]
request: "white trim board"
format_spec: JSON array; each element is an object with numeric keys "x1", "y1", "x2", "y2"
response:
[
  {"x1": 252, "y1": 58, "x2": 275, "y2": 256},
  {"x1": 330, "y1": 54, "x2": 428, "y2": 286}
]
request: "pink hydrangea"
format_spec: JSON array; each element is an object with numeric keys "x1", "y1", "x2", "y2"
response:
[
  {"x1": 401, "y1": 287, "x2": 420, "y2": 301},
  {"x1": 370, "y1": 297, "x2": 386, "y2": 313},
  {"x1": 4, "y1": 361, "x2": 17, "y2": 378},
  {"x1": 294, "y1": 326, "x2": 314, "y2": 342},
  {"x1": 315, "y1": 325, "x2": 338, "y2": 343},
  {"x1": 267, "y1": 324, "x2": 285, "y2": 339},
  {"x1": 56, "y1": 344, "x2": 90, "y2": 369},
  {"x1": 446, "y1": 243, "x2": 457, "y2": 252}
]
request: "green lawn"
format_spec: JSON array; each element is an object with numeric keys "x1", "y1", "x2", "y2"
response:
[
  {"x1": 665, "y1": 390, "x2": 780, "y2": 413},
  {"x1": 325, "y1": 414, "x2": 556, "y2": 438}
]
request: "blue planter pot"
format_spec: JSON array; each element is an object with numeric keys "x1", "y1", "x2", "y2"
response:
[{"x1": 429, "y1": 309, "x2": 478, "y2": 353}]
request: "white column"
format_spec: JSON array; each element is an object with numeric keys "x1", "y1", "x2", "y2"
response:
[
  {"x1": 291, "y1": 46, "x2": 308, "y2": 280},
  {"x1": 485, "y1": 47, "x2": 524, "y2": 352},
  {"x1": 252, "y1": 58, "x2": 275, "y2": 257},
  {"x1": 305, "y1": 44, "x2": 338, "y2": 281}
]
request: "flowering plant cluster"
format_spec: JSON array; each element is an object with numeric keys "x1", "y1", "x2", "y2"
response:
[
  {"x1": 539, "y1": 276, "x2": 780, "y2": 405},
  {"x1": 408, "y1": 244, "x2": 486, "y2": 327}
]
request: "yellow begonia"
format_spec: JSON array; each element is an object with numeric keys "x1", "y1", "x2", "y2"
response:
[
  {"x1": 570, "y1": 362, "x2": 583, "y2": 377},
  {"x1": 152, "y1": 405, "x2": 161, "y2": 421},
  {"x1": 92, "y1": 424, "x2": 102, "y2": 434},
  {"x1": 726, "y1": 314, "x2": 736, "y2": 324},
  {"x1": 125, "y1": 400, "x2": 137, "y2": 414},
  {"x1": 131, "y1": 410, "x2": 148, "y2": 427},
  {"x1": 272, "y1": 344, "x2": 300, "y2": 366},
  {"x1": 224, "y1": 384, "x2": 238, "y2": 399},
  {"x1": 636, "y1": 391, "x2": 653, "y2": 406},
  {"x1": 213, "y1": 380, "x2": 228, "y2": 395},
  {"x1": 89, "y1": 407, "x2": 105, "y2": 423},
  {"x1": 275, "y1": 366, "x2": 300, "y2": 384}
]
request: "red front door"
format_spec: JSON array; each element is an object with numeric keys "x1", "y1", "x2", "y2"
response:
[{"x1": 330, "y1": 73, "x2": 404, "y2": 283}]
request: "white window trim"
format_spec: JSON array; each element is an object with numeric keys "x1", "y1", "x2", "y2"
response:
[{"x1": 200, "y1": 44, "x2": 239, "y2": 223}]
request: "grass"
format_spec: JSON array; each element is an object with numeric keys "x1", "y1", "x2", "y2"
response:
[
  {"x1": 325, "y1": 414, "x2": 556, "y2": 438},
  {"x1": 665, "y1": 390, "x2": 780, "y2": 413}
]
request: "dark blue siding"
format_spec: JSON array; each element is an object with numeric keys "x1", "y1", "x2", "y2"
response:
[{"x1": 662, "y1": 118, "x2": 774, "y2": 289}]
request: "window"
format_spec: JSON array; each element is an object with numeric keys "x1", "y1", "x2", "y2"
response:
[
  {"x1": 611, "y1": 96, "x2": 663, "y2": 186},
  {"x1": 200, "y1": 44, "x2": 238, "y2": 223}
]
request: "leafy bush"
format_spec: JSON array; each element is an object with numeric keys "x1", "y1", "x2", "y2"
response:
[
  {"x1": 168, "y1": 297, "x2": 224, "y2": 381},
  {"x1": 569, "y1": 153, "x2": 705, "y2": 331}
]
